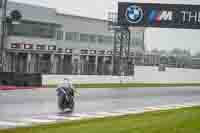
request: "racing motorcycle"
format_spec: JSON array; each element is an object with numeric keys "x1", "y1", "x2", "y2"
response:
[{"x1": 56, "y1": 87, "x2": 75, "y2": 112}]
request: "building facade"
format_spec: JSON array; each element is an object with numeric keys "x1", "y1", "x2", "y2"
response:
[{"x1": 0, "y1": 1, "x2": 145, "y2": 75}]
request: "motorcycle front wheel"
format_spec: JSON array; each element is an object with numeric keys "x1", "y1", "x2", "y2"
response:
[
  {"x1": 57, "y1": 96, "x2": 65, "y2": 111},
  {"x1": 69, "y1": 99, "x2": 75, "y2": 112}
]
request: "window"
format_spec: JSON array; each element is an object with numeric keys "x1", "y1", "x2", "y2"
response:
[
  {"x1": 57, "y1": 31, "x2": 63, "y2": 40},
  {"x1": 65, "y1": 32, "x2": 79, "y2": 41},
  {"x1": 32, "y1": 23, "x2": 55, "y2": 38},
  {"x1": 8, "y1": 21, "x2": 58, "y2": 39},
  {"x1": 80, "y1": 33, "x2": 89, "y2": 42},
  {"x1": 89, "y1": 35, "x2": 96, "y2": 43},
  {"x1": 131, "y1": 31, "x2": 144, "y2": 47},
  {"x1": 0, "y1": 1, "x2": 2, "y2": 8},
  {"x1": 98, "y1": 35, "x2": 103, "y2": 43},
  {"x1": 103, "y1": 36, "x2": 113, "y2": 43},
  {"x1": 107, "y1": 51, "x2": 113, "y2": 55},
  {"x1": 96, "y1": 35, "x2": 113, "y2": 44},
  {"x1": 58, "y1": 48, "x2": 63, "y2": 53}
]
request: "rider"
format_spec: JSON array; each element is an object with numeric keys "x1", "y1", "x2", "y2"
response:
[
  {"x1": 56, "y1": 78, "x2": 75, "y2": 103},
  {"x1": 57, "y1": 78, "x2": 73, "y2": 90}
]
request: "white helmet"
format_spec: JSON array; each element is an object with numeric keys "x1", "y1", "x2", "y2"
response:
[{"x1": 58, "y1": 78, "x2": 71, "y2": 88}]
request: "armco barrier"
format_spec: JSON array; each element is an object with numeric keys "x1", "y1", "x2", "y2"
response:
[
  {"x1": 42, "y1": 75, "x2": 129, "y2": 85},
  {"x1": 42, "y1": 66, "x2": 200, "y2": 86},
  {"x1": 0, "y1": 72, "x2": 42, "y2": 86}
]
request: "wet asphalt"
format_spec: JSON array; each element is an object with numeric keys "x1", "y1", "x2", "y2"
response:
[{"x1": 0, "y1": 87, "x2": 200, "y2": 121}]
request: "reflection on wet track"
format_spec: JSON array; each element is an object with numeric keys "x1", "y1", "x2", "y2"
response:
[{"x1": 0, "y1": 87, "x2": 200, "y2": 129}]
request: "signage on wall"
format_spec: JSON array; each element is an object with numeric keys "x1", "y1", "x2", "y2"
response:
[
  {"x1": 48, "y1": 45, "x2": 56, "y2": 51},
  {"x1": 24, "y1": 44, "x2": 33, "y2": 49},
  {"x1": 118, "y1": 2, "x2": 200, "y2": 29},
  {"x1": 11, "y1": 43, "x2": 21, "y2": 49},
  {"x1": 65, "y1": 49, "x2": 72, "y2": 53},
  {"x1": 98, "y1": 50, "x2": 105, "y2": 55},
  {"x1": 80, "y1": 50, "x2": 88, "y2": 54},
  {"x1": 90, "y1": 50, "x2": 96, "y2": 54},
  {"x1": 107, "y1": 51, "x2": 113, "y2": 55},
  {"x1": 36, "y1": 45, "x2": 46, "y2": 50}
]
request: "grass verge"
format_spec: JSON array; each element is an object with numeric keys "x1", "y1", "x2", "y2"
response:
[
  {"x1": 47, "y1": 83, "x2": 200, "y2": 88},
  {"x1": 1, "y1": 106, "x2": 200, "y2": 133}
]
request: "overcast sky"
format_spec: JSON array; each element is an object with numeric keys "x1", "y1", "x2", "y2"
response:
[{"x1": 10, "y1": 0, "x2": 200, "y2": 54}]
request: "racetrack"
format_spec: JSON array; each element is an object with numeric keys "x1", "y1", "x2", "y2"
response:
[{"x1": 0, "y1": 87, "x2": 200, "y2": 129}]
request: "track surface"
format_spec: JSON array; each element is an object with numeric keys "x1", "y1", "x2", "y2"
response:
[{"x1": 0, "y1": 87, "x2": 200, "y2": 129}]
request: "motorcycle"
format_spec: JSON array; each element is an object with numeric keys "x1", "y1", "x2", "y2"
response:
[{"x1": 56, "y1": 87, "x2": 75, "y2": 112}]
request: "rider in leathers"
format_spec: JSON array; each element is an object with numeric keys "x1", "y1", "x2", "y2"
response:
[{"x1": 56, "y1": 78, "x2": 75, "y2": 106}]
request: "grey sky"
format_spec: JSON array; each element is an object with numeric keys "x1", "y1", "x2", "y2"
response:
[{"x1": 11, "y1": 0, "x2": 200, "y2": 54}]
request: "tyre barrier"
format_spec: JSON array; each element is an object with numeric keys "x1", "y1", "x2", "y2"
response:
[{"x1": 0, "y1": 72, "x2": 42, "y2": 86}]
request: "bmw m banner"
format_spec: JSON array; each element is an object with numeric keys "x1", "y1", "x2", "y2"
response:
[{"x1": 118, "y1": 2, "x2": 200, "y2": 29}]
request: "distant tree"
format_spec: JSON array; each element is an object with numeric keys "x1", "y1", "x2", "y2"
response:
[
  {"x1": 159, "y1": 50, "x2": 168, "y2": 55},
  {"x1": 195, "y1": 52, "x2": 200, "y2": 57},
  {"x1": 170, "y1": 48, "x2": 182, "y2": 55},
  {"x1": 160, "y1": 56, "x2": 168, "y2": 64},
  {"x1": 170, "y1": 48, "x2": 191, "y2": 57},
  {"x1": 151, "y1": 49, "x2": 159, "y2": 53},
  {"x1": 183, "y1": 49, "x2": 191, "y2": 56},
  {"x1": 168, "y1": 56, "x2": 177, "y2": 63}
]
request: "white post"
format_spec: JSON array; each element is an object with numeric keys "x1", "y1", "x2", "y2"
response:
[
  {"x1": 27, "y1": 53, "x2": 31, "y2": 73},
  {"x1": 50, "y1": 54, "x2": 55, "y2": 73}
]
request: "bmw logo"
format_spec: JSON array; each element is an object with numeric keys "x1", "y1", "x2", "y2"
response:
[{"x1": 126, "y1": 5, "x2": 144, "y2": 24}]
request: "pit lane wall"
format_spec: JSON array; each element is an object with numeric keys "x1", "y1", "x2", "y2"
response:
[{"x1": 42, "y1": 66, "x2": 200, "y2": 85}]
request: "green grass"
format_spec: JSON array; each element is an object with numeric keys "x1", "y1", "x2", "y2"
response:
[
  {"x1": 47, "y1": 83, "x2": 200, "y2": 88},
  {"x1": 1, "y1": 106, "x2": 200, "y2": 133}
]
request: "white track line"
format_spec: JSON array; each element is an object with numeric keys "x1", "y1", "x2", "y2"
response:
[
  {"x1": 96, "y1": 112, "x2": 122, "y2": 117},
  {"x1": 23, "y1": 118, "x2": 56, "y2": 123},
  {"x1": 71, "y1": 113, "x2": 94, "y2": 118},
  {"x1": 46, "y1": 115, "x2": 68, "y2": 120},
  {"x1": 108, "y1": 110, "x2": 132, "y2": 116},
  {"x1": 2, "y1": 103, "x2": 200, "y2": 129},
  {"x1": 63, "y1": 117, "x2": 82, "y2": 120},
  {"x1": 46, "y1": 114, "x2": 93, "y2": 120},
  {"x1": 144, "y1": 107, "x2": 163, "y2": 111},
  {"x1": 0, "y1": 121, "x2": 29, "y2": 127},
  {"x1": 144, "y1": 103, "x2": 200, "y2": 111}
]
